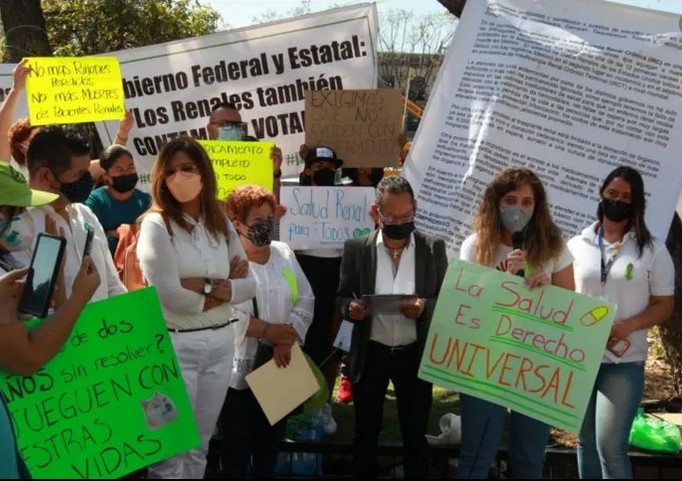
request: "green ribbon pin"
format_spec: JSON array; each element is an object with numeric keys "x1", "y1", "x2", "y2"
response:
[{"x1": 625, "y1": 262, "x2": 634, "y2": 281}]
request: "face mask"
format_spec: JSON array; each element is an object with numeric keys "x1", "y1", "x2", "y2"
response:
[
  {"x1": 601, "y1": 199, "x2": 632, "y2": 223},
  {"x1": 57, "y1": 170, "x2": 94, "y2": 204},
  {"x1": 166, "y1": 171, "x2": 203, "y2": 203},
  {"x1": 312, "y1": 169, "x2": 336, "y2": 186},
  {"x1": 218, "y1": 127, "x2": 243, "y2": 141},
  {"x1": 382, "y1": 221, "x2": 414, "y2": 241},
  {"x1": 110, "y1": 173, "x2": 139, "y2": 193},
  {"x1": 499, "y1": 206, "x2": 532, "y2": 233},
  {"x1": 0, "y1": 211, "x2": 32, "y2": 252},
  {"x1": 245, "y1": 219, "x2": 274, "y2": 247}
]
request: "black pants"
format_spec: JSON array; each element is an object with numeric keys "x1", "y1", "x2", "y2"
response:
[
  {"x1": 352, "y1": 341, "x2": 433, "y2": 479},
  {"x1": 220, "y1": 387, "x2": 287, "y2": 479},
  {"x1": 296, "y1": 255, "x2": 341, "y2": 368}
]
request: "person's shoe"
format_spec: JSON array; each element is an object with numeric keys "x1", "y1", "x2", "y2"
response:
[{"x1": 336, "y1": 376, "x2": 353, "y2": 403}]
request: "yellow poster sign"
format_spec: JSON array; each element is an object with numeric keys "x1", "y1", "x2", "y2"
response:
[
  {"x1": 200, "y1": 140, "x2": 274, "y2": 200},
  {"x1": 26, "y1": 57, "x2": 125, "y2": 125}
]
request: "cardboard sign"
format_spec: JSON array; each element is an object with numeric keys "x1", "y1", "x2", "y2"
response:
[
  {"x1": 0, "y1": 288, "x2": 199, "y2": 479},
  {"x1": 280, "y1": 186, "x2": 375, "y2": 249},
  {"x1": 26, "y1": 57, "x2": 125, "y2": 125},
  {"x1": 305, "y1": 89, "x2": 403, "y2": 167},
  {"x1": 199, "y1": 140, "x2": 274, "y2": 199},
  {"x1": 419, "y1": 260, "x2": 616, "y2": 433}
]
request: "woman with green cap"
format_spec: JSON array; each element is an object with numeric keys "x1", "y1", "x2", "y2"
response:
[{"x1": 0, "y1": 161, "x2": 101, "y2": 478}]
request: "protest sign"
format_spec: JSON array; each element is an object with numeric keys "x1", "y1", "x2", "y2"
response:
[
  {"x1": 402, "y1": 0, "x2": 682, "y2": 258},
  {"x1": 0, "y1": 288, "x2": 199, "y2": 479},
  {"x1": 419, "y1": 260, "x2": 615, "y2": 433},
  {"x1": 305, "y1": 89, "x2": 403, "y2": 166},
  {"x1": 280, "y1": 186, "x2": 375, "y2": 249},
  {"x1": 199, "y1": 140, "x2": 274, "y2": 199},
  {"x1": 93, "y1": 4, "x2": 379, "y2": 187},
  {"x1": 26, "y1": 57, "x2": 125, "y2": 125}
]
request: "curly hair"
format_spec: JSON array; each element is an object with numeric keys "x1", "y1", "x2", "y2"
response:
[
  {"x1": 8, "y1": 118, "x2": 38, "y2": 167},
  {"x1": 225, "y1": 184, "x2": 277, "y2": 223},
  {"x1": 473, "y1": 168, "x2": 563, "y2": 270}
]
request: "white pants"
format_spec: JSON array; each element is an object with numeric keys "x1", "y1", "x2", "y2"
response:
[{"x1": 148, "y1": 325, "x2": 234, "y2": 479}]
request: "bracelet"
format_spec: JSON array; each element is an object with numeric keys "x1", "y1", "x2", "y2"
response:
[{"x1": 273, "y1": 169, "x2": 282, "y2": 179}]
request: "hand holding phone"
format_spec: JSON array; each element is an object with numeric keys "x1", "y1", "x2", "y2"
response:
[{"x1": 18, "y1": 233, "x2": 66, "y2": 318}]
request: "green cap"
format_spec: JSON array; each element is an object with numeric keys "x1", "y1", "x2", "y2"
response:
[{"x1": 0, "y1": 162, "x2": 59, "y2": 207}]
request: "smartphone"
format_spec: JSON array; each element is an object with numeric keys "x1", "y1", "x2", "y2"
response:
[
  {"x1": 607, "y1": 336, "x2": 631, "y2": 357},
  {"x1": 83, "y1": 225, "x2": 94, "y2": 260},
  {"x1": 18, "y1": 233, "x2": 66, "y2": 318}
]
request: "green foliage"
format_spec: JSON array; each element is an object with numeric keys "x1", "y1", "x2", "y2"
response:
[{"x1": 42, "y1": 0, "x2": 223, "y2": 56}]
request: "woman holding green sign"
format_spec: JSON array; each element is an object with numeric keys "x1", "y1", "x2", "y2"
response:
[
  {"x1": 457, "y1": 168, "x2": 575, "y2": 479},
  {"x1": 568, "y1": 166, "x2": 674, "y2": 479}
]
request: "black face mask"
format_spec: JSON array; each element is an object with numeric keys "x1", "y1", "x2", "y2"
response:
[
  {"x1": 110, "y1": 173, "x2": 139, "y2": 193},
  {"x1": 58, "y1": 170, "x2": 94, "y2": 204},
  {"x1": 601, "y1": 199, "x2": 632, "y2": 223},
  {"x1": 382, "y1": 221, "x2": 415, "y2": 241},
  {"x1": 312, "y1": 169, "x2": 336, "y2": 186},
  {"x1": 245, "y1": 219, "x2": 274, "y2": 247}
]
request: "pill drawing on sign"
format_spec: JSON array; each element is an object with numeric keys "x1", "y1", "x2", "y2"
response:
[{"x1": 580, "y1": 305, "x2": 609, "y2": 326}]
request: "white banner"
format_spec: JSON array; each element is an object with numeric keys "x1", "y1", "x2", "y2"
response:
[
  {"x1": 280, "y1": 186, "x2": 375, "y2": 249},
  {"x1": 403, "y1": 0, "x2": 682, "y2": 259},
  {"x1": 93, "y1": 4, "x2": 378, "y2": 187}
]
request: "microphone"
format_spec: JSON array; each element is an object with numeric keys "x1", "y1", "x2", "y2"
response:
[{"x1": 511, "y1": 231, "x2": 525, "y2": 277}]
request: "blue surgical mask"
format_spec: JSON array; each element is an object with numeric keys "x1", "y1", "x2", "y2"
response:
[{"x1": 218, "y1": 127, "x2": 243, "y2": 141}]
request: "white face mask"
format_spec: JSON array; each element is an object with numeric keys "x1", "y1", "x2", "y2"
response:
[
  {"x1": 499, "y1": 205, "x2": 533, "y2": 233},
  {"x1": 0, "y1": 211, "x2": 32, "y2": 252},
  {"x1": 166, "y1": 171, "x2": 203, "y2": 203}
]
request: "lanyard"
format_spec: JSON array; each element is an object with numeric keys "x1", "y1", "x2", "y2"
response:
[{"x1": 598, "y1": 228, "x2": 622, "y2": 285}]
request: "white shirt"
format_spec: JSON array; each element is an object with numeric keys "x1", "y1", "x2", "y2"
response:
[
  {"x1": 137, "y1": 212, "x2": 256, "y2": 331},
  {"x1": 13, "y1": 204, "x2": 126, "y2": 302},
  {"x1": 568, "y1": 222, "x2": 674, "y2": 363},
  {"x1": 459, "y1": 233, "x2": 573, "y2": 278},
  {"x1": 370, "y1": 231, "x2": 417, "y2": 347},
  {"x1": 230, "y1": 241, "x2": 315, "y2": 389}
]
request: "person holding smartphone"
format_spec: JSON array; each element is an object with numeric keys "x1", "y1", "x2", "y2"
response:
[
  {"x1": 0, "y1": 256, "x2": 100, "y2": 478},
  {"x1": 12, "y1": 126, "x2": 126, "y2": 302},
  {"x1": 568, "y1": 166, "x2": 674, "y2": 479}
]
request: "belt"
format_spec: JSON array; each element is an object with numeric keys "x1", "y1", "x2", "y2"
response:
[
  {"x1": 369, "y1": 340, "x2": 418, "y2": 356},
  {"x1": 168, "y1": 318, "x2": 238, "y2": 334}
]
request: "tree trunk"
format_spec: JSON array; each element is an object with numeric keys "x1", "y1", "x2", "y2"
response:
[
  {"x1": 660, "y1": 213, "x2": 682, "y2": 397},
  {"x1": 1, "y1": 0, "x2": 52, "y2": 63}
]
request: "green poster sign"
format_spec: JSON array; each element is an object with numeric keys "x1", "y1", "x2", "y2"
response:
[
  {"x1": 419, "y1": 260, "x2": 616, "y2": 433},
  {"x1": 0, "y1": 288, "x2": 199, "y2": 478}
]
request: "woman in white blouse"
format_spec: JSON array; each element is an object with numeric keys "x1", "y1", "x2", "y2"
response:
[
  {"x1": 221, "y1": 184, "x2": 314, "y2": 478},
  {"x1": 137, "y1": 137, "x2": 256, "y2": 480}
]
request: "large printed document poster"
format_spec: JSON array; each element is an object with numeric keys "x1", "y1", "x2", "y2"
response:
[{"x1": 403, "y1": 0, "x2": 682, "y2": 258}]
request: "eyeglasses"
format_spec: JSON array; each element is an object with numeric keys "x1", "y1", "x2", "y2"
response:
[
  {"x1": 163, "y1": 164, "x2": 199, "y2": 178},
  {"x1": 210, "y1": 120, "x2": 247, "y2": 133},
  {"x1": 378, "y1": 210, "x2": 414, "y2": 225}
]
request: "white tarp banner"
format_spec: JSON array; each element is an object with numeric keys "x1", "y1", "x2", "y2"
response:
[
  {"x1": 403, "y1": 0, "x2": 682, "y2": 258},
  {"x1": 0, "y1": 4, "x2": 379, "y2": 184}
]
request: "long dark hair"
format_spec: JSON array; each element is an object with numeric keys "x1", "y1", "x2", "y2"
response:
[
  {"x1": 598, "y1": 166, "x2": 651, "y2": 257},
  {"x1": 148, "y1": 137, "x2": 228, "y2": 240}
]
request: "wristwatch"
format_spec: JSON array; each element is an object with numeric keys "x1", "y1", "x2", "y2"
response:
[{"x1": 202, "y1": 278, "x2": 214, "y2": 296}]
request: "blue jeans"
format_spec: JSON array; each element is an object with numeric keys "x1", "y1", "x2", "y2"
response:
[
  {"x1": 578, "y1": 361, "x2": 644, "y2": 479},
  {"x1": 456, "y1": 394, "x2": 551, "y2": 479}
]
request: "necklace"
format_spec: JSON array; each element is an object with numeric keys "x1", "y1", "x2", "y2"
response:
[{"x1": 386, "y1": 245, "x2": 404, "y2": 261}]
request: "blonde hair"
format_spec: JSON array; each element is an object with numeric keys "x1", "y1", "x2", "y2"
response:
[{"x1": 473, "y1": 168, "x2": 563, "y2": 270}]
